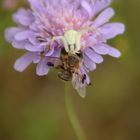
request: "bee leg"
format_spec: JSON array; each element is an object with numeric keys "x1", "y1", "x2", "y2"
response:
[
  {"x1": 88, "y1": 82, "x2": 92, "y2": 86},
  {"x1": 82, "y1": 74, "x2": 86, "y2": 84},
  {"x1": 81, "y1": 74, "x2": 92, "y2": 86}
]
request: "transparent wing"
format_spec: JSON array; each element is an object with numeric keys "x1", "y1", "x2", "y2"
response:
[{"x1": 72, "y1": 73, "x2": 87, "y2": 98}]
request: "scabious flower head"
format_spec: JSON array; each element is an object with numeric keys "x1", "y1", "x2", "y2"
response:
[{"x1": 5, "y1": 0, "x2": 125, "y2": 95}]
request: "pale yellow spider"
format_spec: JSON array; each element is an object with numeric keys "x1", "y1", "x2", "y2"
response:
[{"x1": 51, "y1": 28, "x2": 93, "y2": 54}]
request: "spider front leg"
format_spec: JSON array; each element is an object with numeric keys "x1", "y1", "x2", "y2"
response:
[
  {"x1": 74, "y1": 27, "x2": 94, "y2": 53},
  {"x1": 74, "y1": 33, "x2": 82, "y2": 53},
  {"x1": 79, "y1": 27, "x2": 93, "y2": 35},
  {"x1": 61, "y1": 37, "x2": 69, "y2": 53},
  {"x1": 50, "y1": 36, "x2": 63, "y2": 49},
  {"x1": 51, "y1": 36, "x2": 69, "y2": 53}
]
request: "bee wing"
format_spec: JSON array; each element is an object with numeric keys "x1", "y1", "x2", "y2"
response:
[
  {"x1": 72, "y1": 73, "x2": 86, "y2": 98},
  {"x1": 47, "y1": 57, "x2": 61, "y2": 67}
]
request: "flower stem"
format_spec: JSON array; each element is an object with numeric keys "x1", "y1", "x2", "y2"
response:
[{"x1": 64, "y1": 83, "x2": 87, "y2": 140}]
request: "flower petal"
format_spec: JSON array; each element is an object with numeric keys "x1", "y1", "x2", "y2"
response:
[
  {"x1": 84, "y1": 48, "x2": 104, "y2": 64},
  {"x1": 100, "y1": 23, "x2": 125, "y2": 40},
  {"x1": 15, "y1": 30, "x2": 34, "y2": 41},
  {"x1": 92, "y1": 43, "x2": 109, "y2": 55},
  {"x1": 14, "y1": 52, "x2": 33, "y2": 72},
  {"x1": 28, "y1": 0, "x2": 43, "y2": 12},
  {"x1": 13, "y1": 8, "x2": 34, "y2": 26},
  {"x1": 83, "y1": 55, "x2": 96, "y2": 71},
  {"x1": 44, "y1": 46, "x2": 55, "y2": 56},
  {"x1": 32, "y1": 53, "x2": 41, "y2": 63},
  {"x1": 5, "y1": 27, "x2": 24, "y2": 43},
  {"x1": 36, "y1": 58, "x2": 49, "y2": 76},
  {"x1": 25, "y1": 43, "x2": 44, "y2": 52},
  {"x1": 92, "y1": 8, "x2": 115, "y2": 27},
  {"x1": 12, "y1": 40, "x2": 26, "y2": 49},
  {"x1": 105, "y1": 44, "x2": 121, "y2": 58},
  {"x1": 94, "y1": 0, "x2": 112, "y2": 14},
  {"x1": 81, "y1": 0, "x2": 92, "y2": 18}
]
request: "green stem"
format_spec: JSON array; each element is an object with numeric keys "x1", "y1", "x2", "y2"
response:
[{"x1": 64, "y1": 83, "x2": 87, "y2": 140}]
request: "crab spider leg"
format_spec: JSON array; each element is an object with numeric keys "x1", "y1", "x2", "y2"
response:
[
  {"x1": 75, "y1": 33, "x2": 82, "y2": 53},
  {"x1": 73, "y1": 28, "x2": 93, "y2": 54},
  {"x1": 79, "y1": 27, "x2": 96, "y2": 35},
  {"x1": 79, "y1": 27, "x2": 89, "y2": 35},
  {"x1": 69, "y1": 45, "x2": 75, "y2": 53},
  {"x1": 61, "y1": 37, "x2": 69, "y2": 53},
  {"x1": 50, "y1": 36, "x2": 63, "y2": 48},
  {"x1": 74, "y1": 27, "x2": 96, "y2": 53},
  {"x1": 51, "y1": 36, "x2": 69, "y2": 52}
]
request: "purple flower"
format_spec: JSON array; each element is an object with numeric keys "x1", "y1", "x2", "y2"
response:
[{"x1": 5, "y1": 0, "x2": 125, "y2": 95}]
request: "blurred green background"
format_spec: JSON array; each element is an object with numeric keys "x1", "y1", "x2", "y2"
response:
[{"x1": 0, "y1": 0, "x2": 140, "y2": 140}]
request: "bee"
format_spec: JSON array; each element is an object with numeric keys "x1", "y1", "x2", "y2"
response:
[
  {"x1": 58, "y1": 53, "x2": 81, "y2": 81},
  {"x1": 47, "y1": 51, "x2": 88, "y2": 98},
  {"x1": 49, "y1": 28, "x2": 93, "y2": 97}
]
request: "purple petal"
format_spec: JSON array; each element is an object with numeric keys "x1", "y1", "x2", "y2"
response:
[
  {"x1": 105, "y1": 44, "x2": 121, "y2": 58},
  {"x1": 12, "y1": 40, "x2": 26, "y2": 49},
  {"x1": 13, "y1": 8, "x2": 34, "y2": 26},
  {"x1": 84, "y1": 48, "x2": 104, "y2": 64},
  {"x1": 15, "y1": 30, "x2": 34, "y2": 41},
  {"x1": 86, "y1": 36, "x2": 96, "y2": 47},
  {"x1": 94, "y1": 0, "x2": 112, "y2": 15},
  {"x1": 25, "y1": 43, "x2": 44, "y2": 52},
  {"x1": 100, "y1": 23, "x2": 125, "y2": 40},
  {"x1": 14, "y1": 52, "x2": 33, "y2": 72},
  {"x1": 81, "y1": 0, "x2": 92, "y2": 18},
  {"x1": 36, "y1": 58, "x2": 49, "y2": 76},
  {"x1": 76, "y1": 9, "x2": 89, "y2": 21},
  {"x1": 32, "y1": 53, "x2": 41, "y2": 63},
  {"x1": 83, "y1": 55, "x2": 96, "y2": 71},
  {"x1": 51, "y1": 47, "x2": 61, "y2": 57},
  {"x1": 44, "y1": 46, "x2": 54, "y2": 56},
  {"x1": 28, "y1": 0, "x2": 43, "y2": 12},
  {"x1": 92, "y1": 43, "x2": 109, "y2": 55},
  {"x1": 92, "y1": 8, "x2": 115, "y2": 27},
  {"x1": 5, "y1": 27, "x2": 24, "y2": 43},
  {"x1": 28, "y1": 36, "x2": 40, "y2": 45}
]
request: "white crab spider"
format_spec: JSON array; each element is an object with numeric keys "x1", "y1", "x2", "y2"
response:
[{"x1": 51, "y1": 28, "x2": 93, "y2": 54}]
